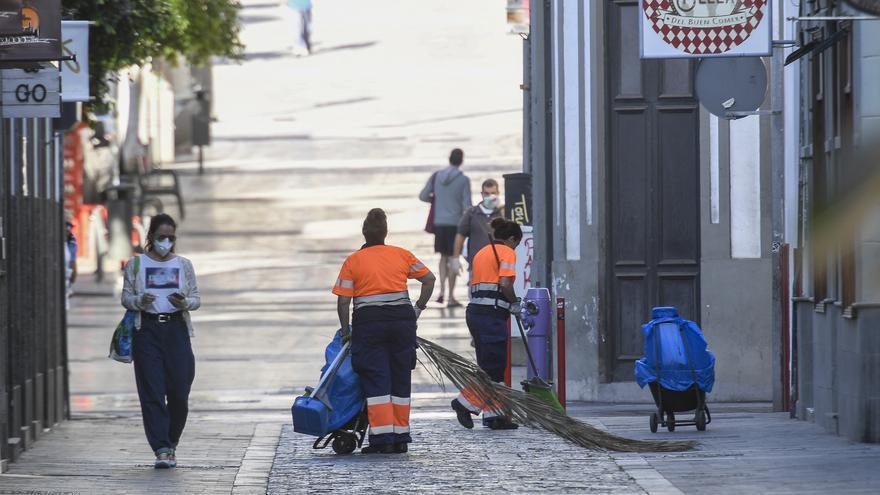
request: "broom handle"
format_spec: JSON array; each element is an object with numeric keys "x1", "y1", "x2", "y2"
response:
[
  {"x1": 513, "y1": 314, "x2": 541, "y2": 379},
  {"x1": 486, "y1": 232, "x2": 541, "y2": 378}
]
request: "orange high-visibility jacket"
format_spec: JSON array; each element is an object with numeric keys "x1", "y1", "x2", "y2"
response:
[
  {"x1": 333, "y1": 244, "x2": 429, "y2": 310},
  {"x1": 469, "y1": 242, "x2": 516, "y2": 308}
]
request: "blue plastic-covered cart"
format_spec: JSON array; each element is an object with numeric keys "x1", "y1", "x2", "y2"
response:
[
  {"x1": 292, "y1": 330, "x2": 367, "y2": 454},
  {"x1": 634, "y1": 307, "x2": 715, "y2": 433}
]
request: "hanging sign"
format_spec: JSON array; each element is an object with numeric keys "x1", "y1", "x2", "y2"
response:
[
  {"x1": 61, "y1": 21, "x2": 89, "y2": 101},
  {"x1": 640, "y1": 0, "x2": 771, "y2": 58},
  {"x1": 0, "y1": 66, "x2": 60, "y2": 118},
  {"x1": 63, "y1": 122, "x2": 88, "y2": 212},
  {"x1": 0, "y1": 0, "x2": 61, "y2": 62},
  {"x1": 0, "y1": 1, "x2": 23, "y2": 35}
]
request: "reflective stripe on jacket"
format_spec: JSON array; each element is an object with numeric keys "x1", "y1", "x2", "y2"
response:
[{"x1": 332, "y1": 244, "x2": 430, "y2": 312}]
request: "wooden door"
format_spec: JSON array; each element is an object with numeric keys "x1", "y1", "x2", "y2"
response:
[{"x1": 604, "y1": 0, "x2": 701, "y2": 382}]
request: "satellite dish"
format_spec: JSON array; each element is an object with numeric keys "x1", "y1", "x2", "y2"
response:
[{"x1": 695, "y1": 57, "x2": 768, "y2": 120}]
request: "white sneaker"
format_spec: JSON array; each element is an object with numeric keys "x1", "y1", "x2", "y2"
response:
[{"x1": 169, "y1": 450, "x2": 178, "y2": 468}]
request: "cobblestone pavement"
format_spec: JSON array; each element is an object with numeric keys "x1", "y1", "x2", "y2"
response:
[{"x1": 268, "y1": 401, "x2": 644, "y2": 495}]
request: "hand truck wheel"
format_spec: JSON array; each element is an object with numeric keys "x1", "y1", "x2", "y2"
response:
[
  {"x1": 331, "y1": 432, "x2": 358, "y2": 454},
  {"x1": 696, "y1": 409, "x2": 707, "y2": 431}
]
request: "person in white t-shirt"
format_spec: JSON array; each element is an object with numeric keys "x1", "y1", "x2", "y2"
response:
[{"x1": 121, "y1": 213, "x2": 200, "y2": 469}]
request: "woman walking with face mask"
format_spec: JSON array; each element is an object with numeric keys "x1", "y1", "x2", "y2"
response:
[{"x1": 121, "y1": 213, "x2": 200, "y2": 469}]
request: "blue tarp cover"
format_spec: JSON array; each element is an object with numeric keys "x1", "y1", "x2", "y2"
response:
[
  {"x1": 634, "y1": 307, "x2": 715, "y2": 393},
  {"x1": 322, "y1": 331, "x2": 365, "y2": 432}
]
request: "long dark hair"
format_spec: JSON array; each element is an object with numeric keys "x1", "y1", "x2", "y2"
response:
[
  {"x1": 491, "y1": 218, "x2": 522, "y2": 243},
  {"x1": 362, "y1": 208, "x2": 388, "y2": 244},
  {"x1": 145, "y1": 213, "x2": 178, "y2": 253}
]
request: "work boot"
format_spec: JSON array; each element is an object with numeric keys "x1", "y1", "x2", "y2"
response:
[
  {"x1": 451, "y1": 399, "x2": 475, "y2": 429},
  {"x1": 361, "y1": 444, "x2": 394, "y2": 454},
  {"x1": 393, "y1": 443, "x2": 408, "y2": 454},
  {"x1": 488, "y1": 417, "x2": 519, "y2": 430}
]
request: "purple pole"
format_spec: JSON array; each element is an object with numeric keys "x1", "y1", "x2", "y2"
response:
[{"x1": 522, "y1": 287, "x2": 552, "y2": 380}]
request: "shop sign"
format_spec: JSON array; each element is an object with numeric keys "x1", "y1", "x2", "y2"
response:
[
  {"x1": 0, "y1": 0, "x2": 61, "y2": 62},
  {"x1": 61, "y1": 20, "x2": 89, "y2": 102},
  {"x1": 640, "y1": 0, "x2": 771, "y2": 58},
  {"x1": 0, "y1": 66, "x2": 60, "y2": 118}
]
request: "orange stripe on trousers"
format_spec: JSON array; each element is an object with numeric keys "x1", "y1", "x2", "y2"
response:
[
  {"x1": 392, "y1": 403, "x2": 410, "y2": 427},
  {"x1": 367, "y1": 403, "x2": 395, "y2": 429},
  {"x1": 461, "y1": 384, "x2": 499, "y2": 412}
]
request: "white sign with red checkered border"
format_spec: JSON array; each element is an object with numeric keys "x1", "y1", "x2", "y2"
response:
[{"x1": 640, "y1": 0, "x2": 772, "y2": 59}]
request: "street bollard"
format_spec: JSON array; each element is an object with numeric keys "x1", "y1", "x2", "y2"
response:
[
  {"x1": 557, "y1": 297, "x2": 566, "y2": 410},
  {"x1": 520, "y1": 287, "x2": 552, "y2": 381}
]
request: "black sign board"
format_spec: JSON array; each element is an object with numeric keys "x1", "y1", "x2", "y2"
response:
[
  {"x1": 0, "y1": 1, "x2": 23, "y2": 35},
  {"x1": 0, "y1": 0, "x2": 61, "y2": 63},
  {"x1": 503, "y1": 173, "x2": 532, "y2": 227}
]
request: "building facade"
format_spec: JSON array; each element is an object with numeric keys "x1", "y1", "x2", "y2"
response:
[
  {"x1": 526, "y1": 0, "x2": 880, "y2": 442},
  {"x1": 527, "y1": 1, "x2": 785, "y2": 405},
  {"x1": 792, "y1": 1, "x2": 880, "y2": 443}
]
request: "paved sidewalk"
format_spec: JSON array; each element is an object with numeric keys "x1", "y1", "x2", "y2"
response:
[
  {"x1": 0, "y1": 411, "x2": 284, "y2": 494},
  {"x1": 593, "y1": 404, "x2": 880, "y2": 495}
]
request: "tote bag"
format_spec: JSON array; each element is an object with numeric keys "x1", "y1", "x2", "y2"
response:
[{"x1": 109, "y1": 256, "x2": 139, "y2": 363}]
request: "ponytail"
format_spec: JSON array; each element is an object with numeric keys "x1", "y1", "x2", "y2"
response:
[
  {"x1": 491, "y1": 218, "x2": 522, "y2": 243},
  {"x1": 362, "y1": 208, "x2": 388, "y2": 243}
]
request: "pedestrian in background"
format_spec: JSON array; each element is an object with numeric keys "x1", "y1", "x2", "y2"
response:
[
  {"x1": 451, "y1": 218, "x2": 522, "y2": 430},
  {"x1": 121, "y1": 213, "x2": 201, "y2": 469},
  {"x1": 288, "y1": 0, "x2": 313, "y2": 56},
  {"x1": 419, "y1": 148, "x2": 471, "y2": 308},
  {"x1": 64, "y1": 211, "x2": 78, "y2": 309},
  {"x1": 451, "y1": 178, "x2": 503, "y2": 282},
  {"x1": 333, "y1": 209, "x2": 435, "y2": 454}
]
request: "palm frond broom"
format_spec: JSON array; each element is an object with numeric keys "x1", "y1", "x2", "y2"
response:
[{"x1": 417, "y1": 336, "x2": 696, "y2": 453}]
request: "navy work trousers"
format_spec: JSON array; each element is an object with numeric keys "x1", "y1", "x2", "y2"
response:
[
  {"x1": 465, "y1": 307, "x2": 508, "y2": 383},
  {"x1": 133, "y1": 318, "x2": 195, "y2": 454},
  {"x1": 351, "y1": 318, "x2": 417, "y2": 446}
]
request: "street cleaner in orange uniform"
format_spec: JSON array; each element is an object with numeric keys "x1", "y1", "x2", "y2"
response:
[
  {"x1": 333, "y1": 209, "x2": 436, "y2": 454},
  {"x1": 451, "y1": 218, "x2": 522, "y2": 430}
]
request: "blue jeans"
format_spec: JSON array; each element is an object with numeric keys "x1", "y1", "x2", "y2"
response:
[{"x1": 133, "y1": 318, "x2": 195, "y2": 454}]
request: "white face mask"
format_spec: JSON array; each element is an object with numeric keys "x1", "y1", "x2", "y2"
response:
[
  {"x1": 154, "y1": 239, "x2": 174, "y2": 257},
  {"x1": 482, "y1": 194, "x2": 500, "y2": 210}
]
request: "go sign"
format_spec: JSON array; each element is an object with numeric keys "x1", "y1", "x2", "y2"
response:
[
  {"x1": 15, "y1": 83, "x2": 49, "y2": 103},
  {"x1": 0, "y1": 67, "x2": 61, "y2": 118}
]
